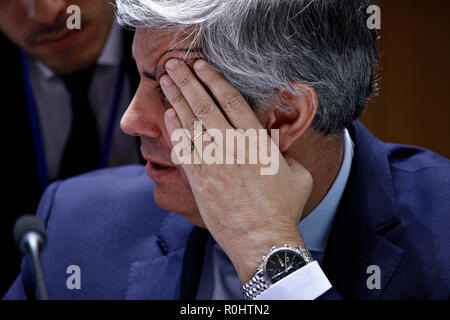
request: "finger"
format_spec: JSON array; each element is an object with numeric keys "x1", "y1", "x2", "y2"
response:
[
  {"x1": 164, "y1": 108, "x2": 200, "y2": 171},
  {"x1": 165, "y1": 58, "x2": 232, "y2": 132},
  {"x1": 161, "y1": 74, "x2": 215, "y2": 160},
  {"x1": 160, "y1": 74, "x2": 201, "y2": 139},
  {"x1": 193, "y1": 59, "x2": 264, "y2": 130}
]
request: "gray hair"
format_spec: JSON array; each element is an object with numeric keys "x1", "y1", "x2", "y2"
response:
[{"x1": 116, "y1": 0, "x2": 378, "y2": 135}]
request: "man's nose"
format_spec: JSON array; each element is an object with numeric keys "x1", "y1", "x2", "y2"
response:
[
  {"x1": 120, "y1": 92, "x2": 162, "y2": 139},
  {"x1": 22, "y1": 0, "x2": 66, "y2": 24}
]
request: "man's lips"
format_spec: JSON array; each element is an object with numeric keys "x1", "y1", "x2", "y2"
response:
[
  {"x1": 34, "y1": 29, "x2": 69, "y2": 43},
  {"x1": 144, "y1": 157, "x2": 177, "y2": 182},
  {"x1": 141, "y1": 147, "x2": 173, "y2": 166},
  {"x1": 147, "y1": 161, "x2": 173, "y2": 169},
  {"x1": 32, "y1": 29, "x2": 81, "y2": 51},
  {"x1": 141, "y1": 147, "x2": 177, "y2": 169}
]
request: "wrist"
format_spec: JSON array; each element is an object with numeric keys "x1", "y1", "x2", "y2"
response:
[
  {"x1": 231, "y1": 232, "x2": 306, "y2": 284},
  {"x1": 240, "y1": 242, "x2": 315, "y2": 300}
]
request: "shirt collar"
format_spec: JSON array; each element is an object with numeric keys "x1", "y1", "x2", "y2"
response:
[
  {"x1": 33, "y1": 57, "x2": 54, "y2": 80},
  {"x1": 31, "y1": 21, "x2": 122, "y2": 80},
  {"x1": 298, "y1": 128, "x2": 354, "y2": 252}
]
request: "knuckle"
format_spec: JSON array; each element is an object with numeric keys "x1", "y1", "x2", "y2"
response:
[
  {"x1": 177, "y1": 72, "x2": 191, "y2": 88},
  {"x1": 223, "y1": 93, "x2": 243, "y2": 113},
  {"x1": 208, "y1": 72, "x2": 221, "y2": 85},
  {"x1": 196, "y1": 101, "x2": 216, "y2": 118},
  {"x1": 169, "y1": 93, "x2": 185, "y2": 106}
]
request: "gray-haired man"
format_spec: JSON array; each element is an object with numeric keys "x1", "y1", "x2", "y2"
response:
[{"x1": 4, "y1": 0, "x2": 449, "y2": 300}]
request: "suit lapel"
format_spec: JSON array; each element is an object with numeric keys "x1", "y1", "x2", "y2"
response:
[
  {"x1": 322, "y1": 121, "x2": 405, "y2": 299},
  {"x1": 125, "y1": 212, "x2": 208, "y2": 299}
]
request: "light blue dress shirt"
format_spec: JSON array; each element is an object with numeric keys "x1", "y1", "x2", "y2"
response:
[{"x1": 196, "y1": 129, "x2": 354, "y2": 300}]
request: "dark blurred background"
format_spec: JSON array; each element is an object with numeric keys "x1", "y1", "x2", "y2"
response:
[{"x1": 362, "y1": 0, "x2": 450, "y2": 158}]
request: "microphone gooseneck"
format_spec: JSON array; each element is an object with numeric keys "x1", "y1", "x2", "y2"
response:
[{"x1": 13, "y1": 215, "x2": 48, "y2": 300}]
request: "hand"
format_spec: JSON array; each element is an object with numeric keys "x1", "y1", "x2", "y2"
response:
[{"x1": 160, "y1": 58, "x2": 313, "y2": 283}]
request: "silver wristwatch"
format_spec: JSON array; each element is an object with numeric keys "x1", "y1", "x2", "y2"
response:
[{"x1": 241, "y1": 244, "x2": 314, "y2": 300}]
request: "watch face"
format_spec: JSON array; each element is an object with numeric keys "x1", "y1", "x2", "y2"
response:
[{"x1": 264, "y1": 249, "x2": 306, "y2": 284}]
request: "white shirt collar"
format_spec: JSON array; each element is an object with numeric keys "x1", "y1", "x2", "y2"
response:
[
  {"x1": 31, "y1": 21, "x2": 122, "y2": 80},
  {"x1": 298, "y1": 128, "x2": 354, "y2": 252}
]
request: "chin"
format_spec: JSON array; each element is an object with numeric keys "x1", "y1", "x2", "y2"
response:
[{"x1": 152, "y1": 183, "x2": 206, "y2": 228}]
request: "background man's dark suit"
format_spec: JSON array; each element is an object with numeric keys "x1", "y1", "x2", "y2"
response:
[
  {"x1": 0, "y1": 30, "x2": 139, "y2": 296},
  {"x1": 3, "y1": 121, "x2": 449, "y2": 299}
]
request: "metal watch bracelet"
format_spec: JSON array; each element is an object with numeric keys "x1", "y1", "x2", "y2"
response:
[{"x1": 241, "y1": 246, "x2": 314, "y2": 300}]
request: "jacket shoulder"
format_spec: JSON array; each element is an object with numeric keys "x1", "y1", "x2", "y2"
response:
[
  {"x1": 384, "y1": 143, "x2": 449, "y2": 172},
  {"x1": 28, "y1": 165, "x2": 173, "y2": 299},
  {"x1": 381, "y1": 143, "x2": 450, "y2": 298},
  {"x1": 41, "y1": 164, "x2": 167, "y2": 241},
  {"x1": 383, "y1": 143, "x2": 449, "y2": 210},
  {"x1": 383, "y1": 142, "x2": 449, "y2": 227}
]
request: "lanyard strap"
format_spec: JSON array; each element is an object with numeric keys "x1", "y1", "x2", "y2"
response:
[{"x1": 20, "y1": 50, "x2": 125, "y2": 191}]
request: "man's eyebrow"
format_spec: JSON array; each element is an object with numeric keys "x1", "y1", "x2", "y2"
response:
[{"x1": 142, "y1": 48, "x2": 203, "y2": 81}]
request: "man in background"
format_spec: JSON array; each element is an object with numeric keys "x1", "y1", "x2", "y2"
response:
[{"x1": 0, "y1": 0, "x2": 141, "y2": 295}]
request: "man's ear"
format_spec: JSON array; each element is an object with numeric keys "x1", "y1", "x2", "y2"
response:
[{"x1": 265, "y1": 83, "x2": 318, "y2": 152}]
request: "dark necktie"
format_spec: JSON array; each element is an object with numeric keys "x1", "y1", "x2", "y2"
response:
[{"x1": 59, "y1": 65, "x2": 100, "y2": 179}]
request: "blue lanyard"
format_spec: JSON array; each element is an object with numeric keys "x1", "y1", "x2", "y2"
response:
[{"x1": 20, "y1": 50, "x2": 125, "y2": 191}]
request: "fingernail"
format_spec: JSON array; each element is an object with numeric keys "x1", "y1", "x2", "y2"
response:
[
  {"x1": 160, "y1": 75, "x2": 173, "y2": 87},
  {"x1": 166, "y1": 108, "x2": 176, "y2": 118},
  {"x1": 166, "y1": 58, "x2": 179, "y2": 70},
  {"x1": 194, "y1": 60, "x2": 207, "y2": 71}
]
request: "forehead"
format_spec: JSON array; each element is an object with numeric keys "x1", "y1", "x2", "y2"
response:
[
  {"x1": 133, "y1": 29, "x2": 171, "y2": 58},
  {"x1": 132, "y1": 28, "x2": 199, "y2": 67}
]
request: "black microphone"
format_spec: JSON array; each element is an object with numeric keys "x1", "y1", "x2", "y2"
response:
[{"x1": 13, "y1": 215, "x2": 49, "y2": 300}]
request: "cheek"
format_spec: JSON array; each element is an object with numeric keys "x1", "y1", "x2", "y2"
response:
[
  {"x1": 158, "y1": 93, "x2": 179, "y2": 140},
  {"x1": 138, "y1": 86, "x2": 167, "y2": 117}
]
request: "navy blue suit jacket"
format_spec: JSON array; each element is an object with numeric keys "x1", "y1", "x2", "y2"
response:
[{"x1": 4, "y1": 121, "x2": 450, "y2": 299}]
